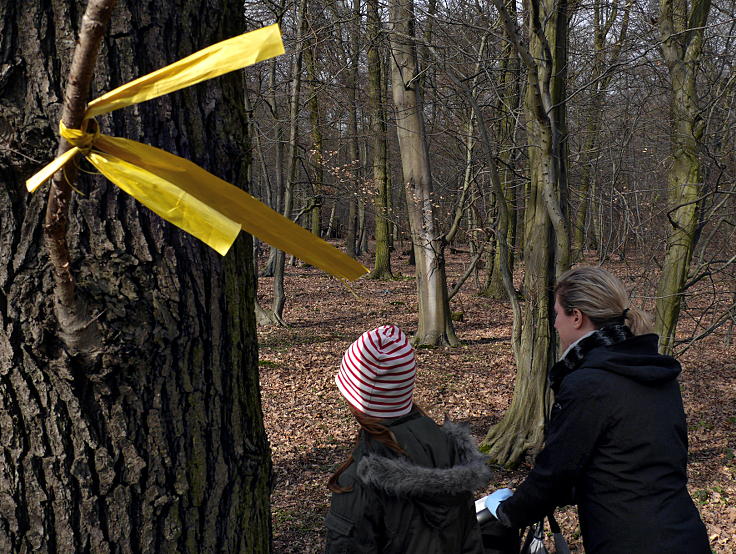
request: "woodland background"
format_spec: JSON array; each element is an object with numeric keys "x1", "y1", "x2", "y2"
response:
[{"x1": 258, "y1": 253, "x2": 736, "y2": 552}]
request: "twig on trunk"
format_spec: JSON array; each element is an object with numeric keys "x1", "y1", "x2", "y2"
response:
[{"x1": 44, "y1": 0, "x2": 118, "y2": 356}]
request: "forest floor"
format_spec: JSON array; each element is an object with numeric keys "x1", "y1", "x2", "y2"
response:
[{"x1": 257, "y1": 246, "x2": 736, "y2": 553}]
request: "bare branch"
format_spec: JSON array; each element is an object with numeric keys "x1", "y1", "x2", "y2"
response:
[{"x1": 44, "y1": 0, "x2": 118, "y2": 357}]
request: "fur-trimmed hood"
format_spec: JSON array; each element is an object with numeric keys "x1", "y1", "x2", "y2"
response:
[{"x1": 356, "y1": 419, "x2": 490, "y2": 499}]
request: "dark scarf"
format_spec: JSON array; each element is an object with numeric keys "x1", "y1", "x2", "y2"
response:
[{"x1": 549, "y1": 324, "x2": 634, "y2": 393}]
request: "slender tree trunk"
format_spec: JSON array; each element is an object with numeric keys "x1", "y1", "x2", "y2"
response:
[
  {"x1": 0, "y1": 1, "x2": 270, "y2": 551},
  {"x1": 261, "y1": 58, "x2": 284, "y2": 278},
  {"x1": 304, "y1": 28, "x2": 323, "y2": 237},
  {"x1": 359, "y1": 142, "x2": 370, "y2": 254},
  {"x1": 572, "y1": 0, "x2": 631, "y2": 259},
  {"x1": 388, "y1": 0, "x2": 458, "y2": 346},
  {"x1": 482, "y1": 15, "x2": 521, "y2": 298},
  {"x1": 655, "y1": 0, "x2": 711, "y2": 354},
  {"x1": 356, "y1": 199, "x2": 367, "y2": 256},
  {"x1": 367, "y1": 0, "x2": 393, "y2": 279},
  {"x1": 273, "y1": 0, "x2": 307, "y2": 322},
  {"x1": 572, "y1": 96, "x2": 602, "y2": 259},
  {"x1": 245, "y1": 87, "x2": 279, "y2": 320},
  {"x1": 343, "y1": 0, "x2": 361, "y2": 258},
  {"x1": 326, "y1": 200, "x2": 337, "y2": 237},
  {"x1": 345, "y1": 196, "x2": 358, "y2": 257},
  {"x1": 383, "y1": 49, "x2": 395, "y2": 253}
]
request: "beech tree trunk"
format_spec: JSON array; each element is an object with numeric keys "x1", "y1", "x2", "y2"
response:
[
  {"x1": 367, "y1": 0, "x2": 393, "y2": 280},
  {"x1": 388, "y1": 0, "x2": 458, "y2": 346},
  {"x1": 0, "y1": 1, "x2": 270, "y2": 551},
  {"x1": 655, "y1": 0, "x2": 711, "y2": 354},
  {"x1": 483, "y1": 0, "x2": 572, "y2": 465}
]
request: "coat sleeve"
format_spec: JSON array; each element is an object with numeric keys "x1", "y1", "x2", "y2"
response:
[
  {"x1": 325, "y1": 479, "x2": 384, "y2": 553},
  {"x1": 497, "y1": 371, "x2": 611, "y2": 528}
]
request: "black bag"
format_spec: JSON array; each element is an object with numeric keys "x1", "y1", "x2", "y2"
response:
[
  {"x1": 479, "y1": 515, "x2": 522, "y2": 554},
  {"x1": 520, "y1": 513, "x2": 570, "y2": 554}
]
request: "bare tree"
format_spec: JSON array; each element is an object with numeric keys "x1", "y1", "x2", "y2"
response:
[
  {"x1": 388, "y1": 0, "x2": 459, "y2": 345},
  {"x1": 482, "y1": 0, "x2": 574, "y2": 465},
  {"x1": 367, "y1": 0, "x2": 394, "y2": 279}
]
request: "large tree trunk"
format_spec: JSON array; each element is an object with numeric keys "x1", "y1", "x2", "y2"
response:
[
  {"x1": 0, "y1": 1, "x2": 271, "y2": 551},
  {"x1": 388, "y1": 0, "x2": 458, "y2": 346},
  {"x1": 483, "y1": 0, "x2": 572, "y2": 465},
  {"x1": 482, "y1": 94, "x2": 556, "y2": 463},
  {"x1": 655, "y1": 0, "x2": 711, "y2": 354}
]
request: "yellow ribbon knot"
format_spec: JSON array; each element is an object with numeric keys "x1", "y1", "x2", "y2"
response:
[
  {"x1": 60, "y1": 119, "x2": 100, "y2": 153},
  {"x1": 26, "y1": 24, "x2": 368, "y2": 281}
]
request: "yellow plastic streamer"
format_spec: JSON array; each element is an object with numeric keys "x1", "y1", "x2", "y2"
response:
[{"x1": 26, "y1": 23, "x2": 368, "y2": 281}]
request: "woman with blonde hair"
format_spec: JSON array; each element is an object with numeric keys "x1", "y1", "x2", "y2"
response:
[
  {"x1": 325, "y1": 324, "x2": 491, "y2": 553},
  {"x1": 485, "y1": 266, "x2": 710, "y2": 553}
]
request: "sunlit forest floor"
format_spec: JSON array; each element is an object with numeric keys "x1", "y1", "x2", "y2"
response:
[{"x1": 257, "y1": 244, "x2": 736, "y2": 553}]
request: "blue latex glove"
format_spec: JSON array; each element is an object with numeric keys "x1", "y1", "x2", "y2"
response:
[{"x1": 484, "y1": 488, "x2": 513, "y2": 518}]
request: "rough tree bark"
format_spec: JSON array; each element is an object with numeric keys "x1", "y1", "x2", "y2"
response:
[
  {"x1": 388, "y1": 0, "x2": 459, "y2": 346},
  {"x1": 0, "y1": 1, "x2": 271, "y2": 551}
]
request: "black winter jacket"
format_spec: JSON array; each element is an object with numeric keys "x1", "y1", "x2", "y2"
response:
[
  {"x1": 497, "y1": 327, "x2": 710, "y2": 554},
  {"x1": 325, "y1": 409, "x2": 491, "y2": 554}
]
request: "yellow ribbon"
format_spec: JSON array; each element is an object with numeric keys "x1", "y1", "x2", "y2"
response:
[{"x1": 27, "y1": 24, "x2": 368, "y2": 281}]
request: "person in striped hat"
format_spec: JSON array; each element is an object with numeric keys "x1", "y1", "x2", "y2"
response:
[
  {"x1": 335, "y1": 324, "x2": 417, "y2": 418},
  {"x1": 325, "y1": 325, "x2": 491, "y2": 553}
]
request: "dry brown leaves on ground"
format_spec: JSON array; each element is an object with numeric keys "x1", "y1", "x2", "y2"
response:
[{"x1": 257, "y1": 248, "x2": 736, "y2": 553}]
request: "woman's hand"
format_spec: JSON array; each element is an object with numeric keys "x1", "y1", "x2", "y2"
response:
[{"x1": 484, "y1": 488, "x2": 513, "y2": 518}]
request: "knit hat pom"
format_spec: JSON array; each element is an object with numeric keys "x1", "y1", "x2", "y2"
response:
[{"x1": 336, "y1": 325, "x2": 416, "y2": 418}]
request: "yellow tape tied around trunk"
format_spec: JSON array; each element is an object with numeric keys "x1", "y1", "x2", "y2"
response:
[{"x1": 26, "y1": 24, "x2": 368, "y2": 281}]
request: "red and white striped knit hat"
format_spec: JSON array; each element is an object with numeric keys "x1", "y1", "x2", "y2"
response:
[{"x1": 336, "y1": 325, "x2": 416, "y2": 418}]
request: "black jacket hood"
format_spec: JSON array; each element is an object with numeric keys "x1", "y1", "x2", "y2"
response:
[
  {"x1": 550, "y1": 327, "x2": 681, "y2": 392},
  {"x1": 498, "y1": 326, "x2": 710, "y2": 554},
  {"x1": 582, "y1": 333, "x2": 681, "y2": 383}
]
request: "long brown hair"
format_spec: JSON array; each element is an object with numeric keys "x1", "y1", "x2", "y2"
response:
[{"x1": 327, "y1": 405, "x2": 423, "y2": 493}]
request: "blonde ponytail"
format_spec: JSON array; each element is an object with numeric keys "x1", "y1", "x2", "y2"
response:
[
  {"x1": 555, "y1": 267, "x2": 653, "y2": 335},
  {"x1": 623, "y1": 305, "x2": 653, "y2": 336}
]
